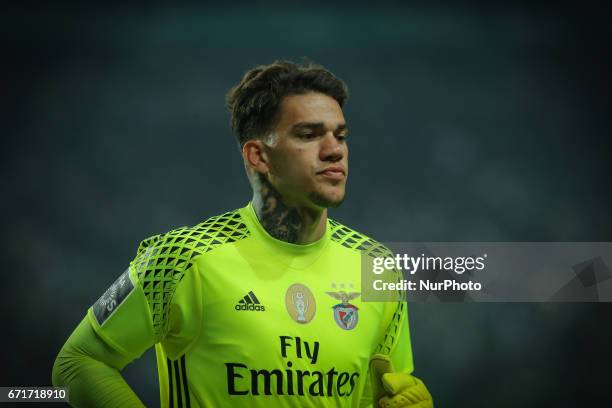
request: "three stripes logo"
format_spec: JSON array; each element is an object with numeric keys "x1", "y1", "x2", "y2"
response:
[
  {"x1": 235, "y1": 291, "x2": 265, "y2": 312},
  {"x1": 167, "y1": 355, "x2": 190, "y2": 408}
]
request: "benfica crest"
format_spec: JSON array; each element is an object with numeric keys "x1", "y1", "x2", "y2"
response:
[{"x1": 326, "y1": 291, "x2": 361, "y2": 330}]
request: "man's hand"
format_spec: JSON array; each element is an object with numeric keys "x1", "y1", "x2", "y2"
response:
[{"x1": 369, "y1": 354, "x2": 433, "y2": 408}]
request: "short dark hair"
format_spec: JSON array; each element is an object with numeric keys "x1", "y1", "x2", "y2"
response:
[{"x1": 226, "y1": 60, "x2": 349, "y2": 147}]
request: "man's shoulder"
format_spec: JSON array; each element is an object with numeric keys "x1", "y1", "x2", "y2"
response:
[
  {"x1": 328, "y1": 218, "x2": 392, "y2": 259},
  {"x1": 132, "y1": 207, "x2": 251, "y2": 270}
]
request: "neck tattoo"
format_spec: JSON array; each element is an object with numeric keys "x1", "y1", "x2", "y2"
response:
[{"x1": 254, "y1": 175, "x2": 303, "y2": 244}]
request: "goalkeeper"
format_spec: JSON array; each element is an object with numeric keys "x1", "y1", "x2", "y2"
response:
[{"x1": 52, "y1": 60, "x2": 433, "y2": 407}]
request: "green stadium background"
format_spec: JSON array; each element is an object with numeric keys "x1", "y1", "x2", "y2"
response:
[{"x1": 3, "y1": 1, "x2": 611, "y2": 406}]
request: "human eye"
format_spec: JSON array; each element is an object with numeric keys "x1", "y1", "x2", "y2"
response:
[
  {"x1": 336, "y1": 131, "x2": 349, "y2": 142},
  {"x1": 295, "y1": 130, "x2": 319, "y2": 140}
]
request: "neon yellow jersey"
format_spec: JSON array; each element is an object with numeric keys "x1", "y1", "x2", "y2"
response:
[{"x1": 88, "y1": 203, "x2": 413, "y2": 408}]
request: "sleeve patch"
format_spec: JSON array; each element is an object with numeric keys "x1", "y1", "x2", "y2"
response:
[{"x1": 92, "y1": 268, "x2": 135, "y2": 326}]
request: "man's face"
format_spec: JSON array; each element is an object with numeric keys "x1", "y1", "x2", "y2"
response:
[{"x1": 263, "y1": 92, "x2": 349, "y2": 209}]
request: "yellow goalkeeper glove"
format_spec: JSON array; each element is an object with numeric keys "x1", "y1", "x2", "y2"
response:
[{"x1": 369, "y1": 354, "x2": 433, "y2": 408}]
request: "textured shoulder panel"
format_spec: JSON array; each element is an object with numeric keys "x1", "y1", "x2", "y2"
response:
[
  {"x1": 328, "y1": 219, "x2": 405, "y2": 355},
  {"x1": 328, "y1": 218, "x2": 392, "y2": 258},
  {"x1": 375, "y1": 301, "x2": 406, "y2": 354},
  {"x1": 131, "y1": 210, "x2": 250, "y2": 338}
]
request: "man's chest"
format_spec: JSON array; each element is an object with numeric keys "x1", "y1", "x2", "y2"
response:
[{"x1": 192, "y1": 250, "x2": 385, "y2": 373}]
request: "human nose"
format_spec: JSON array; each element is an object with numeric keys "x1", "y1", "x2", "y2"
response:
[{"x1": 319, "y1": 132, "x2": 345, "y2": 162}]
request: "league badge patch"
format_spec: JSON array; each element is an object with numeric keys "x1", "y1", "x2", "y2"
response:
[
  {"x1": 326, "y1": 290, "x2": 361, "y2": 330},
  {"x1": 285, "y1": 283, "x2": 316, "y2": 324},
  {"x1": 93, "y1": 268, "x2": 135, "y2": 326}
]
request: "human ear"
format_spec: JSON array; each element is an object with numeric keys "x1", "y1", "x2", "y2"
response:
[{"x1": 242, "y1": 139, "x2": 270, "y2": 174}]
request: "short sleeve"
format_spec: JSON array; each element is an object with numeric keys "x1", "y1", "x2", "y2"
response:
[
  {"x1": 86, "y1": 233, "x2": 188, "y2": 359},
  {"x1": 87, "y1": 263, "x2": 156, "y2": 360}
]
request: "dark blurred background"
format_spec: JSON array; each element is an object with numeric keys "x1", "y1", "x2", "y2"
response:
[{"x1": 2, "y1": 1, "x2": 611, "y2": 407}]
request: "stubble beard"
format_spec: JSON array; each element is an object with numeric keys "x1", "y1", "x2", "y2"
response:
[{"x1": 308, "y1": 188, "x2": 346, "y2": 209}]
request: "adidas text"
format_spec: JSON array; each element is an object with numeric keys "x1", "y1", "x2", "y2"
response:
[{"x1": 235, "y1": 303, "x2": 266, "y2": 312}]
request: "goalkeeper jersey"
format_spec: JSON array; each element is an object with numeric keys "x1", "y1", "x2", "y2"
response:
[{"x1": 87, "y1": 202, "x2": 413, "y2": 408}]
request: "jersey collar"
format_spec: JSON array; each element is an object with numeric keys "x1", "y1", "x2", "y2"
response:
[{"x1": 241, "y1": 201, "x2": 330, "y2": 258}]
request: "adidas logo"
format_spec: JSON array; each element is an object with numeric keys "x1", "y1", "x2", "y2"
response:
[{"x1": 235, "y1": 291, "x2": 266, "y2": 312}]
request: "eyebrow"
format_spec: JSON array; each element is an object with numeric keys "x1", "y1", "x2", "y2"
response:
[{"x1": 291, "y1": 122, "x2": 348, "y2": 133}]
